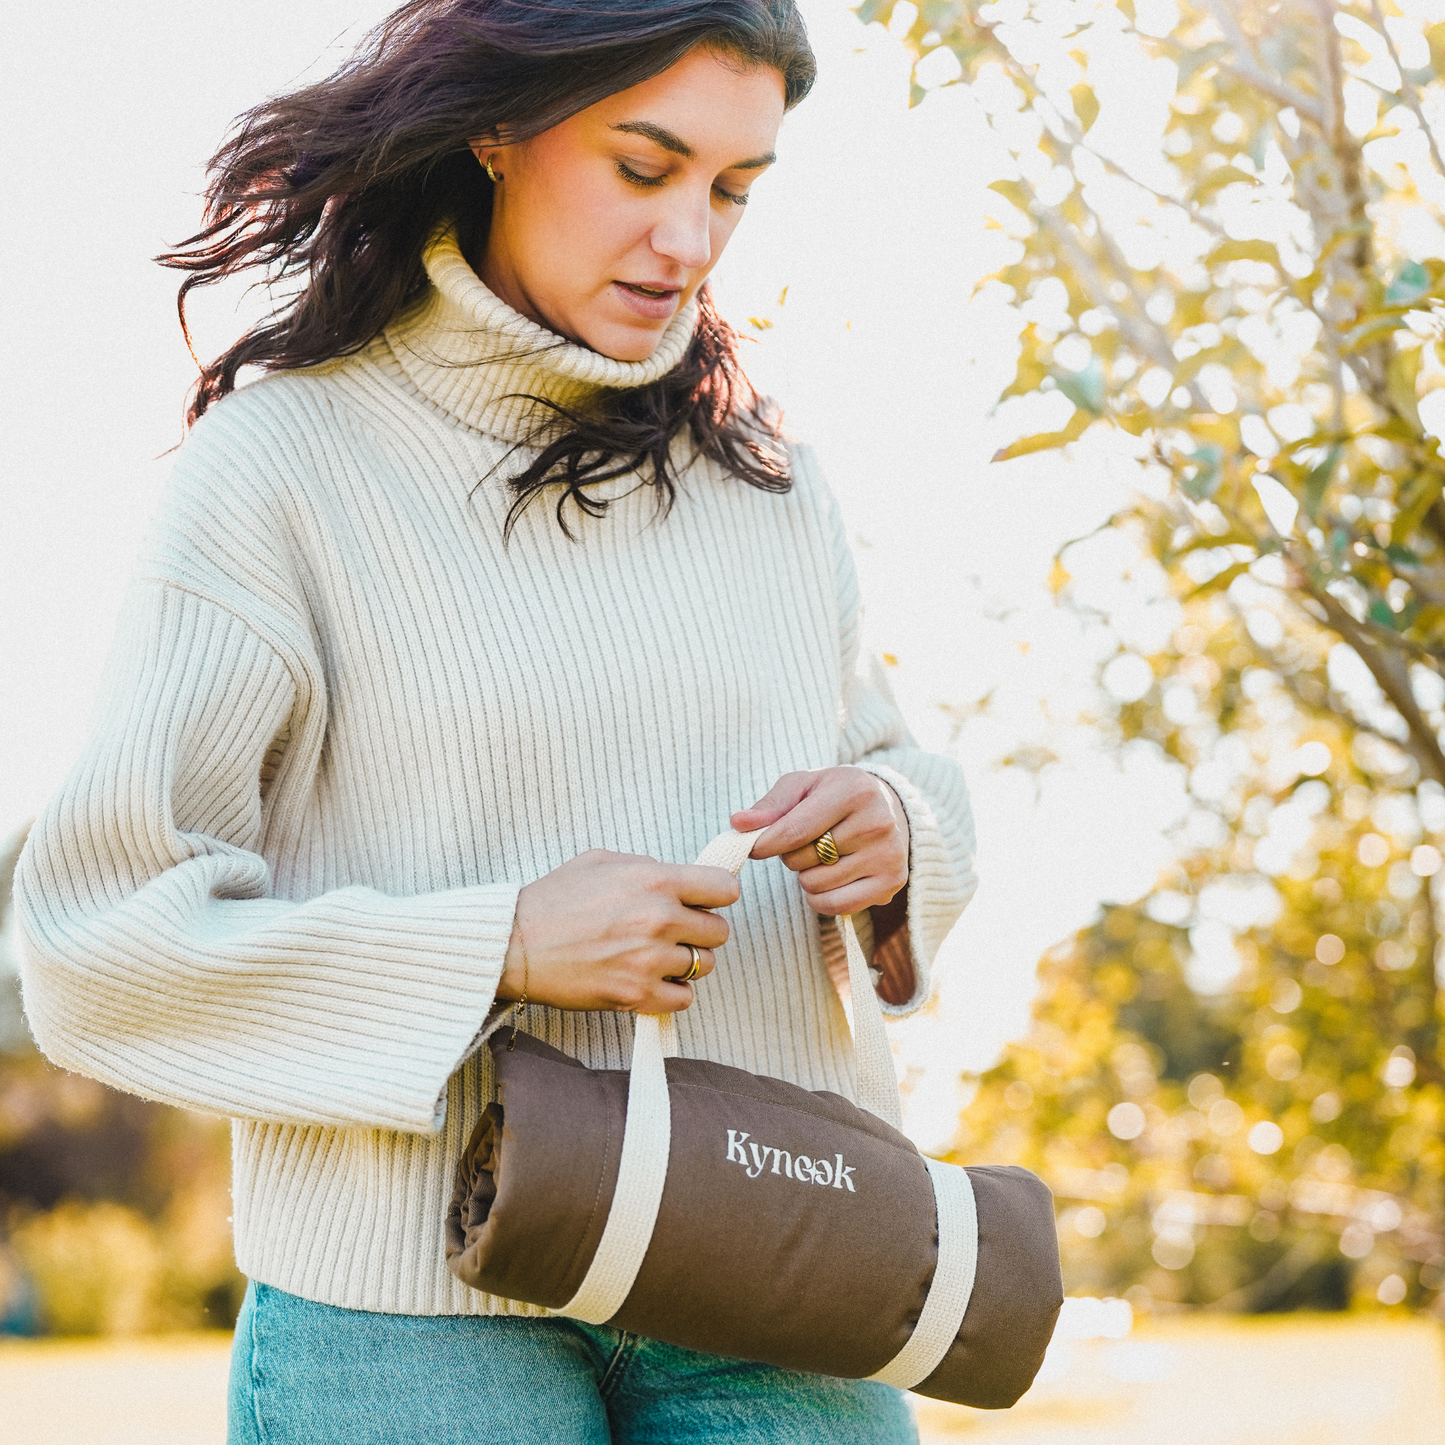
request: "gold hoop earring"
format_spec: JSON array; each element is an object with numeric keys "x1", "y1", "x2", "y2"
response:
[{"x1": 484, "y1": 158, "x2": 501, "y2": 184}]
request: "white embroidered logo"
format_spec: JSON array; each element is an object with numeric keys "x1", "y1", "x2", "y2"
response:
[{"x1": 725, "y1": 1130, "x2": 857, "y2": 1192}]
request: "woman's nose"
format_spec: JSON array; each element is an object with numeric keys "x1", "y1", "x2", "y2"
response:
[{"x1": 650, "y1": 190, "x2": 713, "y2": 272}]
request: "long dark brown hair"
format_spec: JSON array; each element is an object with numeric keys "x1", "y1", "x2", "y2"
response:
[{"x1": 160, "y1": 0, "x2": 816, "y2": 531}]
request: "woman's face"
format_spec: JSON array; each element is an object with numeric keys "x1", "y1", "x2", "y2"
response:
[{"x1": 475, "y1": 47, "x2": 786, "y2": 362}]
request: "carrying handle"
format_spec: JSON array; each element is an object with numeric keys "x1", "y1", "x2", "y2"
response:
[
  {"x1": 560, "y1": 826, "x2": 918, "y2": 1328},
  {"x1": 651, "y1": 827, "x2": 902, "y2": 1129}
]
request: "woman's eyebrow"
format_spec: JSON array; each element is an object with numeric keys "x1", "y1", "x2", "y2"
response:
[{"x1": 609, "y1": 120, "x2": 776, "y2": 169}]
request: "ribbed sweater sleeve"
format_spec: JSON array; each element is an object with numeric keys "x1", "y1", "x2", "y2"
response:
[
  {"x1": 14, "y1": 412, "x2": 519, "y2": 1134},
  {"x1": 796, "y1": 446, "x2": 979, "y2": 1018}
]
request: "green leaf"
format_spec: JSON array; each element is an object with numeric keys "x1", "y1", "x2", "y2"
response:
[
  {"x1": 1367, "y1": 598, "x2": 1399, "y2": 630},
  {"x1": 948, "y1": 39, "x2": 991, "y2": 69},
  {"x1": 1385, "y1": 543, "x2": 1421, "y2": 567},
  {"x1": 1392, "y1": 471, "x2": 1444, "y2": 546},
  {"x1": 1341, "y1": 314, "x2": 1405, "y2": 352},
  {"x1": 1387, "y1": 346, "x2": 1424, "y2": 431},
  {"x1": 1427, "y1": 21, "x2": 1445, "y2": 76},
  {"x1": 1180, "y1": 444, "x2": 1224, "y2": 501},
  {"x1": 909, "y1": 81, "x2": 927, "y2": 109},
  {"x1": 1302, "y1": 444, "x2": 1343, "y2": 521},
  {"x1": 1172, "y1": 340, "x2": 1243, "y2": 387},
  {"x1": 1176, "y1": 40, "x2": 1228, "y2": 84},
  {"x1": 1070, "y1": 82, "x2": 1099, "y2": 133},
  {"x1": 1184, "y1": 560, "x2": 1251, "y2": 601},
  {"x1": 856, "y1": 0, "x2": 893, "y2": 24},
  {"x1": 991, "y1": 406, "x2": 1092, "y2": 462},
  {"x1": 1055, "y1": 357, "x2": 1106, "y2": 414},
  {"x1": 1205, "y1": 238, "x2": 1280, "y2": 268},
  {"x1": 1192, "y1": 166, "x2": 1261, "y2": 201},
  {"x1": 1386, "y1": 261, "x2": 1430, "y2": 307},
  {"x1": 1113, "y1": 404, "x2": 1154, "y2": 436},
  {"x1": 1192, "y1": 412, "x2": 1242, "y2": 448},
  {"x1": 1002, "y1": 325, "x2": 1050, "y2": 400}
]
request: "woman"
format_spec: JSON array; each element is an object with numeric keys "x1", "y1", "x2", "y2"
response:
[{"x1": 16, "y1": 1, "x2": 976, "y2": 1440}]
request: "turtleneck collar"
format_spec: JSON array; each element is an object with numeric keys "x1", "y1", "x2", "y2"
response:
[{"x1": 382, "y1": 228, "x2": 700, "y2": 443}]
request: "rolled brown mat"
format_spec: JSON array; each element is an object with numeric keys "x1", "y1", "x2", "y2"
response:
[{"x1": 446, "y1": 1029, "x2": 1063, "y2": 1408}]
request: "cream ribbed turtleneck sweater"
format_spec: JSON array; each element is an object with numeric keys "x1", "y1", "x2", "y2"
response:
[{"x1": 16, "y1": 233, "x2": 977, "y2": 1316}]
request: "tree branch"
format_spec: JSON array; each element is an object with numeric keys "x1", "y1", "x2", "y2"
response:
[
  {"x1": 1366, "y1": 0, "x2": 1445, "y2": 183},
  {"x1": 1304, "y1": 581, "x2": 1445, "y2": 785},
  {"x1": 1001, "y1": 168, "x2": 1185, "y2": 379},
  {"x1": 1028, "y1": 87, "x2": 1230, "y2": 241},
  {"x1": 1315, "y1": 0, "x2": 1345, "y2": 149},
  {"x1": 1201, "y1": 0, "x2": 1328, "y2": 127}
]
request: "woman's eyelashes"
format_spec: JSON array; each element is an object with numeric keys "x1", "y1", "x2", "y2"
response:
[
  {"x1": 616, "y1": 159, "x2": 665, "y2": 188},
  {"x1": 615, "y1": 159, "x2": 750, "y2": 206}
]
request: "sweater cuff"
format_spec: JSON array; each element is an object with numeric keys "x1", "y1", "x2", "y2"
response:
[
  {"x1": 430, "y1": 885, "x2": 524, "y2": 1128},
  {"x1": 854, "y1": 761, "x2": 948, "y2": 1019}
]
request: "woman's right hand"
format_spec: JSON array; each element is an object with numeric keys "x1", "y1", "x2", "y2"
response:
[{"x1": 496, "y1": 850, "x2": 741, "y2": 1014}]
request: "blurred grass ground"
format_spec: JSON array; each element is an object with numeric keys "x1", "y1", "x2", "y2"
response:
[
  {"x1": 916, "y1": 1315, "x2": 1445, "y2": 1444},
  {"x1": 0, "y1": 1315, "x2": 1439, "y2": 1444}
]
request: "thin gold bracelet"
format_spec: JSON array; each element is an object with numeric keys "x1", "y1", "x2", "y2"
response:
[{"x1": 507, "y1": 926, "x2": 530, "y2": 1052}]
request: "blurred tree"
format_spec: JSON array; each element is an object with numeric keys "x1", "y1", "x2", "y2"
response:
[
  {"x1": 0, "y1": 829, "x2": 242, "y2": 1335},
  {"x1": 864, "y1": 0, "x2": 1445, "y2": 778},
  {"x1": 952, "y1": 595, "x2": 1444, "y2": 1311},
  {"x1": 849, "y1": 0, "x2": 1445, "y2": 1308}
]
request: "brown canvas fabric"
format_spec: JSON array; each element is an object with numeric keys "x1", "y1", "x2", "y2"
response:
[
  {"x1": 446, "y1": 1033, "x2": 630, "y2": 1306},
  {"x1": 609, "y1": 1057, "x2": 938, "y2": 1378},
  {"x1": 915, "y1": 1165, "x2": 1065, "y2": 1407},
  {"x1": 445, "y1": 1030, "x2": 1063, "y2": 1408}
]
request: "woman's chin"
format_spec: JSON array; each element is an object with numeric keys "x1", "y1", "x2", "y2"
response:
[{"x1": 577, "y1": 314, "x2": 670, "y2": 364}]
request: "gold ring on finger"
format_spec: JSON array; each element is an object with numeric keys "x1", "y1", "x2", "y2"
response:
[
  {"x1": 673, "y1": 944, "x2": 703, "y2": 984},
  {"x1": 814, "y1": 830, "x2": 840, "y2": 867}
]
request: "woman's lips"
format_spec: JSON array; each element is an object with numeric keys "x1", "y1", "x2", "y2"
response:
[{"x1": 613, "y1": 280, "x2": 681, "y2": 321}]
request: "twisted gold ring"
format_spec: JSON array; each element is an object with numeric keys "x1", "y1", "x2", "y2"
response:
[
  {"x1": 813, "y1": 830, "x2": 840, "y2": 867},
  {"x1": 672, "y1": 945, "x2": 703, "y2": 985}
]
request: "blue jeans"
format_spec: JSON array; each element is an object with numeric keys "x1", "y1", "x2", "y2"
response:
[{"x1": 228, "y1": 1282, "x2": 918, "y2": 1444}]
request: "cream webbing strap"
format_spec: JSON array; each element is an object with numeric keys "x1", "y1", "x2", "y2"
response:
[
  {"x1": 557, "y1": 998, "x2": 677, "y2": 1323},
  {"x1": 867, "y1": 1156, "x2": 979, "y2": 1388},
  {"x1": 558, "y1": 828, "x2": 978, "y2": 1387},
  {"x1": 558, "y1": 829, "x2": 759, "y2": 1324}
]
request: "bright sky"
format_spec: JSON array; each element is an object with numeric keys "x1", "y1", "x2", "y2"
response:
[{"x1": 2, "y1": 1, "x2": 1192, "y2": 1147}]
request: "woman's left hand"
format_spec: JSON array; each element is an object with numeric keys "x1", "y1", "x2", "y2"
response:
[{"x1": 730, "y1": 767, "x2": 909, "y2": 916}]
